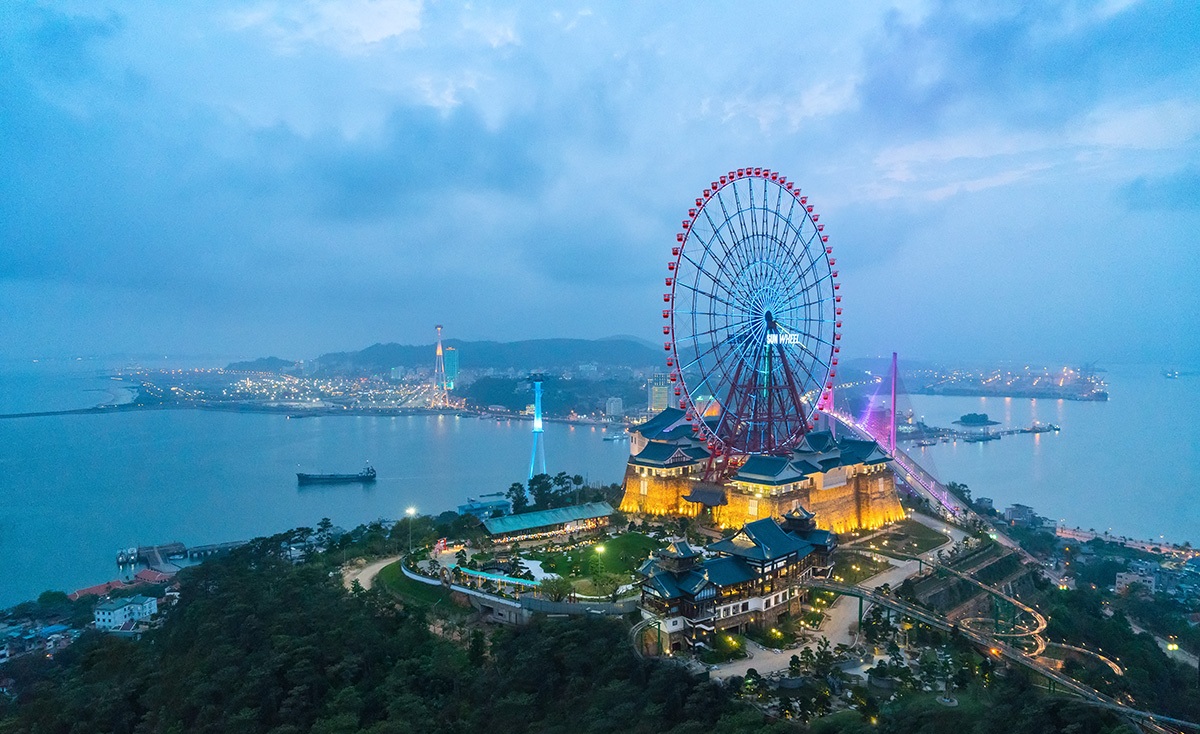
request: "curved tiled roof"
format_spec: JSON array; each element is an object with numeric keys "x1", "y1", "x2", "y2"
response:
[
  {"x1": 630, "y1": 441, "x2": 709, "y2": 468},
  {"x1": 707, "y1": 518, "x2": 813, "y2": 562}
]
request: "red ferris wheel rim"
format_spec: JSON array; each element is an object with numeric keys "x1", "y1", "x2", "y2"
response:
[{"x1": 662, "y1": 167, "x2": 840, "y2": 456}]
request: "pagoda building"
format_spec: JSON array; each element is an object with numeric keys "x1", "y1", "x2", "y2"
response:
[
  {"x1": 619, "y1": 409, "x2": 905, "y2": 533},
  {"x1": 636, "y1": 509, "x2": 835, "y2": 654}
]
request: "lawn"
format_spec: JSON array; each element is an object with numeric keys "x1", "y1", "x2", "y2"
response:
[
  {"x1": 833, "y1": 552, "x2": 894, "y2": 585},
  {"x1": 375, "y1": 560, "x2": 455, "y2": 607},
  {"x1": 871, "y1": 518, "x2": 951, "y2": 557},
  {"x1": 524, "y1": 532, "x2": 664, "y2": 578}
]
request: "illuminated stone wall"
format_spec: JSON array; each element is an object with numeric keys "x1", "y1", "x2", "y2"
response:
[
  {"x1": 617, "y1": 465, "x2": 703, "y2": 517},
  {"x1": 802, "y1": 470, "x2": 906, "y2": 533},
  {"x1": 622, "y1": 462, "x2": 905, "y2": 533}
]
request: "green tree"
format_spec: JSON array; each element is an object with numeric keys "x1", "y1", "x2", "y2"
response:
[
  {"x1": 788, "y1": 654, "x2": 802, "y2": 677},
  {"x1": 505, "y1": 481, "x2": 529, "y2": 513},
  {"x1": 528, "y1": 473, "x2": 555, "y2": 509},
  {"x1": 539, "y1": 576, "x2": 574, "y2": 602},
  {"x1": 592, "y1": 574, "x2": 624, "y2": 603},
  {"x1": 468, "y1": 628, "x2": 486, "y2": 665}
]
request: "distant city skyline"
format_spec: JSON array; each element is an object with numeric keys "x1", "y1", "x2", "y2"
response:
[{"x1": 2, "y1": 2, "x2": 1198, "y2": 366}]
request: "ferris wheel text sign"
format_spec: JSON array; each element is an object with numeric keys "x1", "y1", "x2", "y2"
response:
[{"x1": 766, "y1": 333, "x2": 801, "y2": 345}]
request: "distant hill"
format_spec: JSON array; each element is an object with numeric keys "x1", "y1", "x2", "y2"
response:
[
  {"x1": 225, "y1": 356, "x2": 299, "y2": 372},
  {"x1": 313, "y1": 337, "x2": 662, "y2": 374}
]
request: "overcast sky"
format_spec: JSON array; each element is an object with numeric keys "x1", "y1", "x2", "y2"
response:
[{"x1": 2, "y1": 1, "x2": 1198, "y2": 365}]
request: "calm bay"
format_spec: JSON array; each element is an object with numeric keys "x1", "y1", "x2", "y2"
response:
[{"x1": 1, "y1": 362, "x2": 1196, "y2": 609}]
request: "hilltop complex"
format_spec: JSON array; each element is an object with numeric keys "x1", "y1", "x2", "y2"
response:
[{"x1": 618, "y1": 408, "x2": 905, "y2": 533}]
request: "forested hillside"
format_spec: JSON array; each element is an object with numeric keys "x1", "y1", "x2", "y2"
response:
[
  {"x1": 0, "y1": 525, "x2": 1140, "y2": 734},
  {"x1": 0, "y1": 530, "x2": 790, "y2": 734}
]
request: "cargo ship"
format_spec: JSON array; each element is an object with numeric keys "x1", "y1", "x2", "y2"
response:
[{"x1": 296, "y1": 466, "x2": 376, "y2": 485}]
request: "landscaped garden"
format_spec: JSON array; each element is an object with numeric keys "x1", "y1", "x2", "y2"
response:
[
  {"x1": 698, "y1": 632, "x2": 749, "y2": 664},
  {"x1": 802, "y1": 588, "x2": 839, "y2": 629},
  {"x1": 871, "y1": 518, "x2": 952, "y2": 556},
  {"x1": 523, "y1": 532, "x2": 664, "y2": 578},
  {"x1": 833, "y1": 551, "x2": 894, "y2": 585},
  {"x1": 744, "y1": 615, "x2": 804, "y2": 648}
]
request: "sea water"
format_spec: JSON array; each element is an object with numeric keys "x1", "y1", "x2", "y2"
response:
[{"x1": 0, "y1": 361, "x2": 1196, "y2": 608}]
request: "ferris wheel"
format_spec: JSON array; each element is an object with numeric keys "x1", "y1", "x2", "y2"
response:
[{"x1": 663, "y1": 167, "x2": 840, "y2": 456}]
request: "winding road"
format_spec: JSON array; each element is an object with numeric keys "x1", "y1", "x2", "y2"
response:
[{"x1": 342, "y1": 555, "x2": 402, "y2": 591}]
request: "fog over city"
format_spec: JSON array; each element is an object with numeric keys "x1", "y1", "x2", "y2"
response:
[{"x1": 3, "y1": 1, "x2": 1198, "y2": 365}]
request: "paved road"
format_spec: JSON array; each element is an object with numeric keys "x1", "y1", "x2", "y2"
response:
[{"x1": 343, "y1": 555, "x2": 402, "y2": 591}]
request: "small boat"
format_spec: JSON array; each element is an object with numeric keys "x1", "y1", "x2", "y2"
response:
[
  {"x1": 297, "y1": 466, "x2": 377, "y2": 485},
  {"x1": 603, "y1": 434, "x2": 629, "y2": 441}
]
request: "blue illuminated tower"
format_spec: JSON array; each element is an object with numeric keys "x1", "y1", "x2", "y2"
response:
[{"x1": 528, "y1": 375, "x2": 546, "y2": 479}]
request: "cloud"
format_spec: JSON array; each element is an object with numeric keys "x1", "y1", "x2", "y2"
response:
[
  {"x1": 1078, "y1": 99, "x2": 1200, "y2": 150},
  {"x1": 230, "y1": 0, "x2": 422, "y2": 52},
  {"x1": 2, "y1": 1, "x2": 1199, "y2": 364}
]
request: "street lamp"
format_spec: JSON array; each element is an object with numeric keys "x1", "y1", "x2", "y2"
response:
[
  {"x1": 406, "y1": 506, "x2": 417, "y2": 555},
  {"x1": 595, "y1": 544, "x2": 605, "y2": 574}
]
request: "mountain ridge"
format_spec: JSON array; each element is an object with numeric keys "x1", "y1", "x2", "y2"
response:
[{"x1": 224, "y1": 337, "x2": 665, "y2": 373}]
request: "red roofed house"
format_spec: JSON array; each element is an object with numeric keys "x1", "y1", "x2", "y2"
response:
[{"x1": 68, "y1": 580, "x2": 128, "y2": 601}]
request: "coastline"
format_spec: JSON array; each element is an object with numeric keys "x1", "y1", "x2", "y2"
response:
[{"x1": 0, "y1": 400, "x2": 616, "y2": 427}]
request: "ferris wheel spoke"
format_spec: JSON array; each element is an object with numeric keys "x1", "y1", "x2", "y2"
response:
[
  {"x1": 776, "y1": 218, "x2": 820, "y2": 280},
  {"x1": 772, "y1": 295, "x2": 834, "y2": 320},
  {"x1": 771, "y1": 185, "x2": 790, "y2": 245},
  {"x1": 677, "y1": 259, "x2": 745, "y2": 309},
  {"x1": 673, "y1": 317, "x2": 757, "y2": 345},
  {"x1": 674, "y1": 279, "x2": 749, "y2": 314},
  {"x1": 730, "y1": 181, "x2": 756, "y2": 247},
  {"x1": 778, "y1": 344, "x2": 822, "y2": 410},
  {"x1": 678, "y1": 334, "x2": 736, "y2": 374},
  {"x1": 680, "y1": 246, "x2": 754, "y2": 307},
  {"x1": 700, "y1": 209, "x2": 748, "y2": 292},
  {"x1": 779, "y1": 341, "x2": 834, "y2": 387},
  {"x1": 727, "y1": 319, "x2": 768, "y2": 371},
  {"x1": 773, "y1": 271, "x2": 833, "y2": 311},
  {"x1": 701, "y1": 203, "x2": 747, "y2": 278},
  {"x1": 678, "y1": 257, "x2": 736, "y2": 304},
  {"x1": 745, "y1": 180, "x2": 756, "y2": 240}
]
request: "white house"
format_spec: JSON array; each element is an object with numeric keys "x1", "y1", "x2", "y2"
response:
[{"x1": 94, "y1": 595, "x2": 158, "y2": 631}]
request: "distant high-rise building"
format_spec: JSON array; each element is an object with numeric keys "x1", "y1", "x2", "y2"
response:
[
  {"x1": 605, "y1": 397, "x2": 624, "y2": 418},
  {"x1": 432, "y1": 325, "x2": 450, "y2": 408},
  {"x1": 389, "y1": 366, "x2": 404, "y2": 381},
  {"x1": 647, "y1": 373, "x2": 670, "y2": 412},
  {"x1": 444, "y1": 347, "x2": 459, "y2": 390}
]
